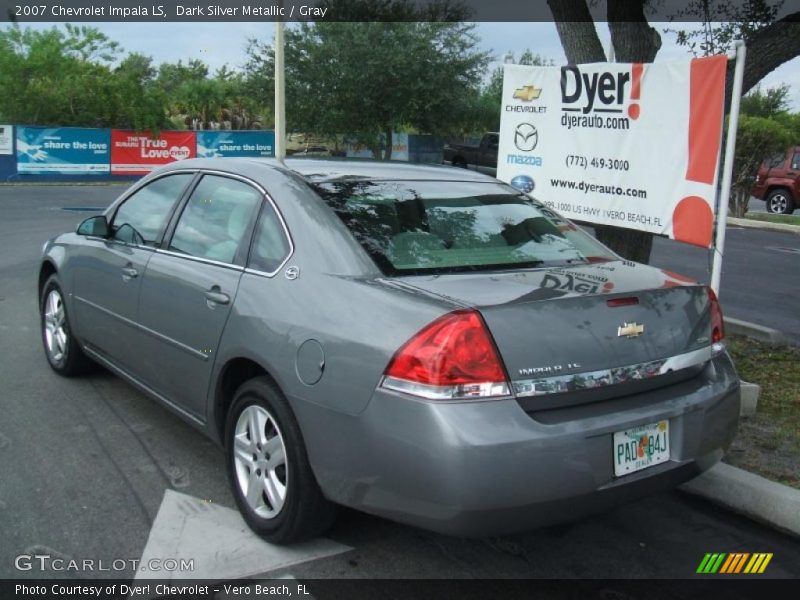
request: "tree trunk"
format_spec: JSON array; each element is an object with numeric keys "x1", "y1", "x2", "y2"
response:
[
  {"x1": 723, "y1": 13, "x2": 800, "y2": 113},
  {"x1": 547, "y1": 0, "x2": 606, "y2": 64},
  {"x1": 383, "y1": 127, "x2": 393, "y2": 161},
  {"x1": 549, "y1": 0, "x2": 662, "y2": 264},
  {"x1": 730, "y1": 186, "x2": 749, "y2": 218}
]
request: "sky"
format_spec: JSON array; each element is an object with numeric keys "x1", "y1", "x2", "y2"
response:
[{"x1": 15, "y1": 21, "x2": 800, "y2": 110}]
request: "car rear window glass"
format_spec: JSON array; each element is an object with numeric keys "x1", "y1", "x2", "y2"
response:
[{"x1": 312, "y1": 180, "x2": 615, "y2": 275}]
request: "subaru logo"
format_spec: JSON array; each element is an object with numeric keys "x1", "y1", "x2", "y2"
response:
[
  {"x1": 514, "y1": 123, "x2": 539, "y2": 152},
  {"x1": 510, "y1": 175, "x2": 535, "y2": 194}
]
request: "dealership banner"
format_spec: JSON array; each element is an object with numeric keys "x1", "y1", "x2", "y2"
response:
[
  {"x1": 16, "y1": 127, "x2": 109, "y2": 174},
  {"x1": 111, "y1": 130, "x2": 196, "y2": 175},
  {"x1": 498, "y1": 56, "x2": 728, "y2": 248},
  {"x1": 196, "y1": 130, "x2": 275, "y2": 158},
  {"x1": 0, "y1": 124, "x2": 12, "y2": 155}
]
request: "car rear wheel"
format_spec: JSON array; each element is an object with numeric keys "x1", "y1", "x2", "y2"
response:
[
  {"x1": 765, "y1": 189, "x2": 794, "y2": 214},
  {"x1": 225, "y1": 377, "x2": 337, "y2": 544},
  {"x1": 40, "y1": 274, "x2": 93, "y2": 376}
]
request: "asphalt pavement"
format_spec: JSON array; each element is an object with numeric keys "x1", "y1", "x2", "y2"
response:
[{"x1": 0, "y1": 184, "x2": 798, "y2": 583}]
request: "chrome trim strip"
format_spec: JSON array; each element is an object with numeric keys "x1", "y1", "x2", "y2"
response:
[
  {"x1": 512, "y1": 346, "x2": 714, "y2": 398},
  {"x1": 381, "y1": 376, "x2": 511, "y2": 400},
  {"x1": 74, "y1": 295, "x2": 208, "y2": 361},
  {"x1": 154, "y1": 248, "x2": 245, "y2": 272},
  {"x1": 82, "y1": 345, "x2": 204, "y2": 426}
]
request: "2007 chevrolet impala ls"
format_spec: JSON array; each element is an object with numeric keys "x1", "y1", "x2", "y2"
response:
[{"x1": 38, "y1": 158, "x2": 740, "y2": 543}]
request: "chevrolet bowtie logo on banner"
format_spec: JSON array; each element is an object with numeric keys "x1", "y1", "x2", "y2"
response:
[
  {"x1": 512, "y1": 85, "x2": 542, "y2": 101},
  {"x1": 696, "y1": 553, "x2": 773, "y2": 574}
]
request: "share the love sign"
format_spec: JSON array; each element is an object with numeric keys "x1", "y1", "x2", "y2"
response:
[{"x1": 497, "y1": 56, "x2": 728, "y2": 248}]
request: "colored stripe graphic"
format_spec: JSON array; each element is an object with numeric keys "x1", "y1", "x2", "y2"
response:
[
  {"x1": 744, "y1": 553, "x2": 773, "y2": 574},
  {"x1": 697, "y1": 553, "x2": 727, "y2": 573},
  {"x1": 720, "y1": 553, "x2": 749, "y2": 573},
  {"x1": 698, "y1": 553, "x2": 773, "y2": 574}
]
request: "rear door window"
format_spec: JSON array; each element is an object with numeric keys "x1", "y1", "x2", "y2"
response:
[
  {"x1": 168, "y1": 175, "x2": 262, "y2": 265},
  {"x1": 248, "y1": 201, "x2": 292, "y2": 274}
]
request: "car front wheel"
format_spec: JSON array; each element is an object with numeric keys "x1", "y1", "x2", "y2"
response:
[
  {"x1": 225, "y1": 377, "x2": 336, "y2": 544},
  {"x1": 40, "y1": 274, "x2": 93, "y2": 376},
  {"x1": 765, "y1": 189, "x2": 795, "y2": 214}
]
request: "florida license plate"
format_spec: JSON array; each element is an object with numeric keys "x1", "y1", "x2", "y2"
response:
[{"x1": 613, "y1": 420, "x2": 670, "y2": 477}]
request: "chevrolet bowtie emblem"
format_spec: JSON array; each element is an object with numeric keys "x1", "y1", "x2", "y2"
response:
[
  {"x1": 513, "y1": 85, "x2": 542, "y2": 101},
  {"x1": 618, "y1": 322, "x2": 644, "y2": 338}
]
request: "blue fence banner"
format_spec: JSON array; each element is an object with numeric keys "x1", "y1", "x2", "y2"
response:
[
  {"x1": 0, "y1": 124, "x2": 12, "y2": 155},
  {"x1": 196, "y1": 131, "x2": 275, "y2": 158},
  {"x1": 16, "y1": 127, "x2": 110, "y2": 175}
]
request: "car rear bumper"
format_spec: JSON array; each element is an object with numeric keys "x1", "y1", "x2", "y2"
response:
[{"x1": 298, "y1": 351, "x2": 740, "y2": 537}]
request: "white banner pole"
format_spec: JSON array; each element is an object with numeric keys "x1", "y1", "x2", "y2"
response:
[
  {"x1": 711, "y1": 40, "x2": 746, "y2": 296},
  {"x1": 274, "y1": 15, "x2": 286, "y2": 163}
]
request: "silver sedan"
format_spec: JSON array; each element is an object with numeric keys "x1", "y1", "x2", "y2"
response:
[{"x1": 38, "y1": 158, "x2": 740, "y2": 543}]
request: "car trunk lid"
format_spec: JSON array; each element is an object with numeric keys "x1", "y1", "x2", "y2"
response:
[{"x1": 392, "y1": 261, "x2": 714, "y2": 401}]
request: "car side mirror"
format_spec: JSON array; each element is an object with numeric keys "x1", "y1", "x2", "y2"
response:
[{"x1": 77, "y1": 215, "x2": 110, "y2": 238}]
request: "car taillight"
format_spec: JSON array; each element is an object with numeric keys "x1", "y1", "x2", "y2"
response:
[
  {"x1": 708, "y1": 287, "x2": 725, "y2": 344},
  {"x1": 381, "y1": 310, "x2": 511, "y2": 400}
]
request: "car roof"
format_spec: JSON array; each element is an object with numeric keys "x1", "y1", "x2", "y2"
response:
[
  {"x1": 279, "y1": 157, "x2": 498, "y2": 183},
  {"x1": 163, "y1": 157, "x2": 499, "y2": 184}
]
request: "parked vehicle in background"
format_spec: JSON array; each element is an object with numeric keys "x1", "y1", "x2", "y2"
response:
[
  {"x1": 39, "y1": 158, "x2": 739, "y2": 544},
  {"x1": 751, "y1": 146, "x2": 800, "y2": 214},
  {"x1": 443, "y1": 132, "x2": 499, "y2": 175}
]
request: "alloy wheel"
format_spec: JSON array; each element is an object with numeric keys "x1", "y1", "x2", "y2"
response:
[
  {"x1": 233, "y1": 405, "x2": 288, "y2": 518},
  {"x1": 768, "y1": 193, "x2": 788, "y2": 213},
  {"x1": 43, "y1": 289, "x2": 67, "y2": 364}
]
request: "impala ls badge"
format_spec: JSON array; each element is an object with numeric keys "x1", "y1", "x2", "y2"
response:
[{"x1": 618, "y1": 322, "x2": 644, "y2": 338}]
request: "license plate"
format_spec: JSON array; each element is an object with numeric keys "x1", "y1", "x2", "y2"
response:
[{"x1": 613, "y1": 420, "x2": 670, "y2": 477}]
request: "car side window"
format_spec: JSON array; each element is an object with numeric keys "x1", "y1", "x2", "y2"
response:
[
  {"x1": 248, "y1": 201, "x2": 292, "y2": 274},
  {"x1": 169, "y1": 175, "x2": 262, "y2": 265},
  {"x1": 792, "y1": 152, "x2": 800, "y2": 170},
  {"x1": 767, "y1": 153, "x2": 786, "y2": 169},
  {"x1": 111, "y1": 174, "x2": 193, "y2": 246}
]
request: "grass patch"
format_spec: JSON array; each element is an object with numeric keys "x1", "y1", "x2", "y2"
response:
[
  {"x1": 744, "y1": 212, "x2": 800, "y2": 226},
  {"x1": 724, "y1": 335, "x2": 800, "y2": 489}
]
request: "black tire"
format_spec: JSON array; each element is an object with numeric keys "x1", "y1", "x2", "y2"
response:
[
  {"x1": 40, "y1": 274, "x2": 93, "y2": 376},
  {"x1": 765, "y1": 189, "x2": 795, "y2": 214},
  {"x1": 452, "y1": 157, "x2": 468, "y2": 168},
  {"x1": 225, "y1": 377, "x2": 337, "y2": 544}
]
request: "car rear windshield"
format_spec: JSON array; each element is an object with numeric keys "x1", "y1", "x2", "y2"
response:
[{"x1": 312, "y1": 180, "x2": 616, "y2": 275}]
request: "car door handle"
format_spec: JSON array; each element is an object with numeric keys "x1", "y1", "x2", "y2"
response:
[
  {"x1": 204, "y1": 289, "x2": 230, "y2": 306},
  {"x1": 121, "y1": 266, "x2": 139, "y2": 280}
]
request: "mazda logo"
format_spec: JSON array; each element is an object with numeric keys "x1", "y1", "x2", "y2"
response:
[{"x1": 514, "y1": 123, "x2": 539, "y2": 152}]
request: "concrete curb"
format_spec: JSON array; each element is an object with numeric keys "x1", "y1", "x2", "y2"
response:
[
  {"x1": 724, "y1": 316, "x2": 787, "y2": 345},
  {"x1": 739, "y1": 382, "x2": 760, "y2": 417},
  {"x1": 728, "y1": 216, "x2": 800, "y2": 234},
  {"x1": 680, "y1": 462, "x2": 800, "y2": 539}
]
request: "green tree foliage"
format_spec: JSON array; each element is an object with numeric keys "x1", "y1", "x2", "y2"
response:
[
  {"x1": 670, "y1": 0, "x2": 782, "y2": 57},
  {"x1": 0, "y1": 25, "x2": 269, "y2": 131},
  {"x1": 740, "y1": 84, "x2": 791, "y2": 118},
  {"x1": 730, "y1": 114, "x2": 791, "y2": 216},
  {"x1": 247, "y1": 3, "x2": 489, "y2": 159}
]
